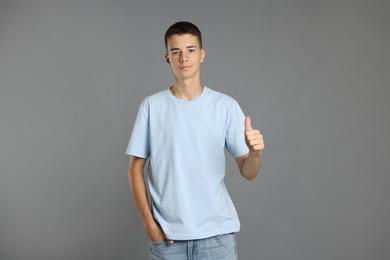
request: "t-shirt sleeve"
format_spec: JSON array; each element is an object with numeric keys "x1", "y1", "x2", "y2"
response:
[
  {"x1": 225, "y1": 100, "x2": 249, "y2": 158},
  {"x1": 125, "y1": 100, "x2": 150, "y2": 158}
]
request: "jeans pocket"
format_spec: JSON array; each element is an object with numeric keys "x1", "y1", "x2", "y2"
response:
[
  {"x1": 150, "y1": 240, "x2": 165, "y2": 246},
  {"x1": 216, "y1": 232, "x2": 234, "y2": 241}
]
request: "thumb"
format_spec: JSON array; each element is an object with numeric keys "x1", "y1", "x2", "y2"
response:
[
  {"x1": 163, "y1": 234, "x2": 174, "y2": 245},
  {"x1": 245, "y1": 116, "x2": 252, "y2": 130}
]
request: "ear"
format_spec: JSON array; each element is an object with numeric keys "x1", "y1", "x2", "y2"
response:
[
  {"x1": 200, "y1": 48, "x2": 205, "y2": 63},
  {"x1": 165, "y1": 53, "x2": 171, "y2": 65}
]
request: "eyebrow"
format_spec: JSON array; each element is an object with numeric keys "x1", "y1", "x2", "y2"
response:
[{"x1": 169, "y1": 45, "x2": 197, "y2": 52}]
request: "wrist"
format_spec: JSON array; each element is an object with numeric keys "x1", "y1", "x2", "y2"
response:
[
  {"x1": 249, "y1": 150, "x2": 262, "y2": 158},
  {"x1": 142, "y1": 216, "x2": 157, "y2": 228}
]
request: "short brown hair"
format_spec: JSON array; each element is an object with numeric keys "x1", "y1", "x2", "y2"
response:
[{"x1": 164, "y1": 21, "x2": 203, "y2": 50}]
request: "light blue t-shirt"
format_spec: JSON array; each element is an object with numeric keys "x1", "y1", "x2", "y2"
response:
[{"x1": 126, "y1": 86, "x2": 248, "y2": 240}]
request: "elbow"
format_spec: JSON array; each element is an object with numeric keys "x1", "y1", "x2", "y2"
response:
[
  {"x1": 244, "y1": 175, "x2": 257, "y2": 181},
  {"x1": 241, "y1": 171, "x2": 257, "y2": 181}
]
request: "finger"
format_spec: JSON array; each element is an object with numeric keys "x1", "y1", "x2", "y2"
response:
[
  {"x1": 252, "y1": 144, "x2": 264, "y2": 151},
  {"x1": 245, "y1": 116, "x2": 252, "y2": 131},
  {"x1": 163, "y1": 233, "x2": 174, "y2": 245},
  {"x1": 246, "y1": 129, "x2": 261, "y2": 136},
  {"x1": 246, "y1": 135, "x2": 258, "y2": 141}
]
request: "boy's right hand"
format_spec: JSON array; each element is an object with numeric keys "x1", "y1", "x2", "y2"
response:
[{"x1": 145, "y1": 221, "x2": 174, "y2": 245}]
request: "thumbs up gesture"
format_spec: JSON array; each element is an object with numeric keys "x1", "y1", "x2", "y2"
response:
[{"x1": 245, "y1": 116, "x2": 264, "y2": 155}]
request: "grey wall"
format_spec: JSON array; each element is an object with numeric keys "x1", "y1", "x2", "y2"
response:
[{"x1": 1, "y1": 0, "x2": 389, "y2": 259}]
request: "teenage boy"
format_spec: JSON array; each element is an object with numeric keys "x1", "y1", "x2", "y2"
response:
[{"x1": 126, "y1": 21, "x2": 264, "y2": 259}]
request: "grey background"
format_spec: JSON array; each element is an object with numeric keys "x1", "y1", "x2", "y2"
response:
[{"x1": 0, "y1": 0, "x2": 389, "y2": 259}]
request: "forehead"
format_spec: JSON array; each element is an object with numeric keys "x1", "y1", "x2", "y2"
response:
[{"x1": 167, "y1": 34, "x2": 200, "y2": 49}]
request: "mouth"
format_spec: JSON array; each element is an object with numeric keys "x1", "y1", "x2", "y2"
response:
[{"x1": 180, "y1": 66, "x2": 192, "y2": 70}]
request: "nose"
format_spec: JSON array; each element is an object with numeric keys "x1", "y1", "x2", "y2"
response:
[{"x1": 179, "y1": 52, "x2": 188, "y2": 63}]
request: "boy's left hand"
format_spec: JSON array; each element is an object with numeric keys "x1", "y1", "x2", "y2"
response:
[{"x1": 245, "y1": 116, "x2": 264, "y2": 155}]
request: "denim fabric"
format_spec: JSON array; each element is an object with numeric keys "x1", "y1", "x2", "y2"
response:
[{"x1": 149, "y1": 233, "x2": 238, "y2": 260}]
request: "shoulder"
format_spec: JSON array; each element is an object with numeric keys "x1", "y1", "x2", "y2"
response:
[
  {"x1": 205, "y1": 87, "x2": 237, "y2": 101},
  {"x1": 205, "y1": 86, "x2": 241, "y2": 108},
  {"x1": 143, "y1": 89, "x2": 168, "y2": 103},
  {"x1": 138, "y1": 89, "x2": 169, "y2": 109}
]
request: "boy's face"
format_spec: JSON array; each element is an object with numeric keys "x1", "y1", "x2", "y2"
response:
[{"x1": 165, "y1": 34, "x2": 205, "y2": 81}]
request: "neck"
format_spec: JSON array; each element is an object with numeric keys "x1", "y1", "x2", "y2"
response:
[{"x1": 171, "y1": 77, "x2": 203, "y2": 101}]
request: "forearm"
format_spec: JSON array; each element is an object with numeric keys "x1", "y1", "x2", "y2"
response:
[
  {"x1": 128, "y1": 157, "x2": 172, "y2": 243},
  {"x1": 128, "y1": 159, "x2": 154, "y2": 226},
  {"x1": 240, "y1": 151, "x2": 262, "y2": 181}
]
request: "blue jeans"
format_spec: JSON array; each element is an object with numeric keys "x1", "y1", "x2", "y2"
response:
[{"x1": 149, "y1": 233, "x2": 238, "y2": 260}]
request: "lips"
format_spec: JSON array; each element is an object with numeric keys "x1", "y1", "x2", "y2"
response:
[{"x1": 180, "y1": 66, "x2": 192, "y2": 70}]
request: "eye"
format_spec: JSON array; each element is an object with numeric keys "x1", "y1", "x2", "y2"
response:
[
  {"x1": 172, "y1": 51, "x2": 180, "y2": 55},
  {"x1": 188, "y1": 49, "x2": 195, "y2": 53}
]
